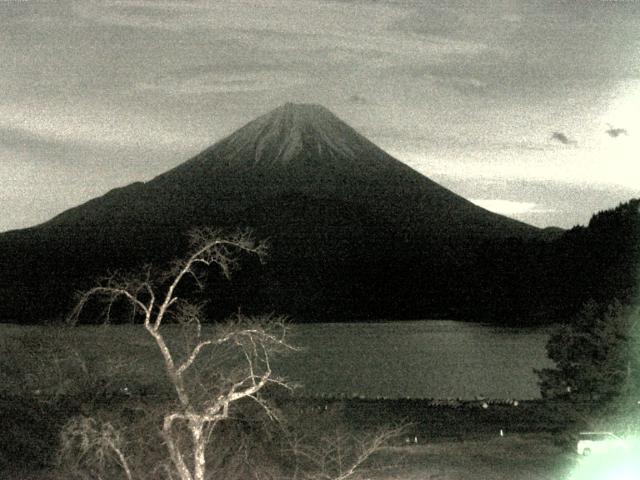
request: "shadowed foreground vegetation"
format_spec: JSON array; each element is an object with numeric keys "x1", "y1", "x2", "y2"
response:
[
  {"x1": 7, "y1": 319, "x2": 635, "y2": 480},
  {"x1": 0, "y1": 324, "x2": 582, "y2": 479},
  {"x1": 0, "y1": 392, "x2": 580, "y2": 478},
  {"x1": 0, "y1": 325, "x2": 401, "y2": 479}
]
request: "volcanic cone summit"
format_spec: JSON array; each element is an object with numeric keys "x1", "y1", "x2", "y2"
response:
[{"x1": 184, "y1": 102, "x2": 389, "y2": 172}]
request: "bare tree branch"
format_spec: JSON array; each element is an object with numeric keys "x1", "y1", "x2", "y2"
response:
[{"x1": 286, "y1": 424, "x2": 407, "y2": 480}]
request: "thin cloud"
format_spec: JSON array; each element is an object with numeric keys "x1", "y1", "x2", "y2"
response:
[
  {"x1": 0, "y1": 126, "x2": 74, "y2": 156},
  {"x1": 348, "y1": 94, "x2": 368, "y2": 105},
  {"x1": 440, "y1": 75, "x2": 488, "y2": 95},
  {"x1": 0, "y1": 102, "x2": 196, "y2": 151},
  {"x1": 138, "y1": 70, "x2": 308, "y2": 95},
  {"x1": 470, "y1": 199, "x2": 556, "y2": 216},
  {"x1": 550, "y1": 132, "x2": 575, "y2": 145},
  {"x1": 606, "y1": 125, "x2": 628, "y2": 138},
  {"x1": 72, "y1": 1, "x2": 486, "y2": 63}
]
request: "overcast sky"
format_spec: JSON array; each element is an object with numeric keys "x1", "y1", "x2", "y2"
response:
[{"x1": 1, "y1": 0, "x2": 639, "y2": 231}]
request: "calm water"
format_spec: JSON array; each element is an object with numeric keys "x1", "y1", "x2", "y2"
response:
[
  {"x1": 2, "y1": 320, "x2": 554, "y2": 400},
  {"x1": 277, "y1": 320, "x2": 554, "y2": 400}
]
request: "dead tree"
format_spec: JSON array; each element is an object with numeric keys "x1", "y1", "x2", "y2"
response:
[
  {"x1": 60, "y1": 416, "x2": 134, "y2": 480},
  {"x1": 69, "y1": 228, "x2": 294, "y2": 480},
  {"x1": 287, "y1": 425, "x2": 406, "y2": 480}
]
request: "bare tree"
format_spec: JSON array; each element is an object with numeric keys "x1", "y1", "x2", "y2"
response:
[
  {"x1": 69, "y1": 228, "x2": 294, "y2": 480},
  {"x1": 60, "y1": 416, "x2": 134, "y2": 480},
  {"x1": 288, "y1": 425, "x2": 406, "y2": 480},
  {"x1": 65, "y1": 227, "x2": 402, "y2": 480}
]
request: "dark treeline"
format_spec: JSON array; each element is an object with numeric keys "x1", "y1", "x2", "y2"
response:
[
  {"x1": 463, "y1": 198, "x2": 640, "y2": 325},
  {"x1": 0, "y1": 199, "x2": 637, "y2": 326}
]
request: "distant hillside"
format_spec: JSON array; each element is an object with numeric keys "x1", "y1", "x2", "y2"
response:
[{"x1": 0, "y1": 104, "x2": 635, "y2": 324}]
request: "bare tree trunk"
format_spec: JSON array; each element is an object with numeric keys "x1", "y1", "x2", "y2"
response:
[
  {"x1": 192, "y1": 420, "x2": 207, "y2": 480},
  {"x1": 163, "y1": 415, "x2": 193, "y2": 480},
  {"x1": 145, "y1": 323, "x2": 191, "y2": 406}
]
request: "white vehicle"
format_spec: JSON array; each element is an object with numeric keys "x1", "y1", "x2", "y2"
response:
[{"x1": 576, "y1": 432, "x2": 627, "y2": 456}]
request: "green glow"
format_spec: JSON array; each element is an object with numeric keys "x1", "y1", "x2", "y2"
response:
[{"x1": 568, "y1": 439, "x2": 640, "y2": 480}]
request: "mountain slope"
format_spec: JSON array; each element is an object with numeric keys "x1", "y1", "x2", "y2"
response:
[
  {"x1": 0, "y1": 103, "x2": 543, "y2": 323},
  {"x1": 40, "y1": 103, "x2": 537, "y2": 239}
]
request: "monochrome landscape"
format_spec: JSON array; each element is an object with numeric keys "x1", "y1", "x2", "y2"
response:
[{"x1": 1, "y1": 1, "x2": 639, "y2": 479}]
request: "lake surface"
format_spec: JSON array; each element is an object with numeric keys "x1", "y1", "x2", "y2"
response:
[
  {"x1": 278, "y1": 320, "x2": 554, "y2": 400},
  {"x1": 2, "y1": 320, "x2": 554, "y2": 400}
]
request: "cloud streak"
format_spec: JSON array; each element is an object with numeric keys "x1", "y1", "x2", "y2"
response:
[
  {"x1": 470, "y1": 198, "x2": 556, "y2": 216},
  {"x1": 138, "y1": 70, "x2": 309, "y2": 95},
  {"x1": 0, "y1": 101, "x2": 200, "y2": 151},
  {"x1": 606, "y1": 125, "x2": 628, "y2": 138},
  {"x1": 71, "y1": 1, "x2": 488, "y2": 65},
  {"x1": 550, "y1": 132, "x2": 575, "y2": 145},
  {"x1": 348, "y1": 94, "x2": 369, "y2": 105}
]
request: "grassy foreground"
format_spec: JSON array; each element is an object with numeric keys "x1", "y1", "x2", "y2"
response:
[
  {"x1": 0, "y1": 324, "x2": 580, "y2": 479},
  {"x1": 4, "y1": 434, "x2": 576, "y2": 480},
  {"x1": 0, "y1": 391, "x2": 580, "y2": 479}
]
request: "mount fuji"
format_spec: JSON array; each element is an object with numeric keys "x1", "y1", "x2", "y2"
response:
[{"x1": 0, "y1": 103, "x2": 546, "y2": 323}]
